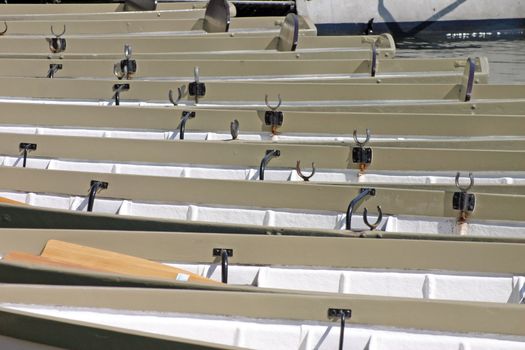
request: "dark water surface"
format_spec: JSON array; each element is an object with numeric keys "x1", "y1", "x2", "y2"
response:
[{"x1": 395, "y1": 38, "x2": 525, "y2": 83}]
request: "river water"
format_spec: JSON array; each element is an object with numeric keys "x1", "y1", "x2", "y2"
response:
[{"x1": 395, "y1": 38, "x2": 525, "y2": 83}]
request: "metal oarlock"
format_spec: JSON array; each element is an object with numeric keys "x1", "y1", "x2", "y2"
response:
[
  {"x1": 213, "y1": 248, "x2": 233, "y2": 284},
  {"x1": 259, "y1": 149, "x2": 280, "y2": 180},
  {"x1": 87, "y1": 180, "x2": 108, "y2": 213}
]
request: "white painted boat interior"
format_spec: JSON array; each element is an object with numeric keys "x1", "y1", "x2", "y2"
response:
[
  {"x1": 4, "y1": 304, "x2": 525, "y2": 350},
  {"x1": 168, "y1": 263, "x2": 525, "y2": 304},
  {"x1": 0, "y1": 190, "x2": 524, "y2": 236},
  {"x1": 2, "y1": 154, "x2": 525, "y2": 185}
]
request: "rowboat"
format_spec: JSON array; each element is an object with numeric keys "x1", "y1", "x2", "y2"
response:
[
  {"x1": 0, "y1": 102, "x2": 522, "y2": 140},
  {"x1": 2, "y1": 133, "x2": 525, "y2": 185},
  {"x1": 0, "y1": 2, "x2": 316, "y2": 37},
  {"x1": 0, "y1": 79, "x2": 518, "y2": 109},
  {"x1": 0, "y1": 57, "x2": 488, "y2": 83},
  {"x1": 0, "y1": 229, "x2": 523, "y2": 303},
  {"x1": 295, "y1": 0, "x2": 525, "y2": 39},
  {"x1": 0, "y1": 166, "x2": 524, "y2": 236},
  {"x1": 0, "y1": 30, "x2": 393, "y2": 57},
  {"x1": 0, "y1": 283, "x2": 522, "y2": 349}
]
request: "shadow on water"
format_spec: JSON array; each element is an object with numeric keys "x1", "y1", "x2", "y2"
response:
[{"x1": 396, "y1": 37, "x2": 525, "y2": 83}]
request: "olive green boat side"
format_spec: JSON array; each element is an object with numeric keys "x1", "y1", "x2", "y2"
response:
[
  {"x1": 0, "y1": 102, "x2": 522, "y2": 136},
  {"x1": 0, "y1": 202, "x2": 524, "y2": 244},
  {"x1": 0, "y1": 78, "x2": 520, "y2": 104},
  {"x1": 0, "y1": 57, "x2": 487, "y2": 81},
  {"x1": 0, "y1": 229, "x2": 523, "y2": 274},
  {"x1": 1, "y1": 167, "x2": 525, "y2": 221},
  {"x1": 0, "y1": 284, "x2": 523, "y2": 337}
]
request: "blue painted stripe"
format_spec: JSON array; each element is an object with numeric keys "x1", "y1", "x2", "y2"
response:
[{"x1": 316, "y1": 18, "x2": 525, "y2": 38}]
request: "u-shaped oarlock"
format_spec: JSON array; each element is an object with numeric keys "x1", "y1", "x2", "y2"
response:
[
  {"x1": 19, "y1": 143, "x2": 37, "y2": 168},
  {"x1": 453, "y1": 172, "x2": 476, "y2": 224},
  {"x1": 0, "y1": 21, "x2": 8, "y2": 36},
  {"x1": 176, "y1": 111, "x2": 196, "y2": 140},
  {"x1": 48, "y1": 25, "x2": 67, "y2": 54},
  {"x1": 363, "y1": 206, "x2": 383, "y2": 231},
  {"x1": 50, "y1": 25, "x2": 66, "y2": 37},
  {"x1": 345, "y1": 187, "x2": 376, "y2": 231},
  {"x1": 264, "y1": 94, "x2": 284, "y2": 135},
  {"x1": 352, "y1": 129, "x2": 372, "y2": 173},
  {"x1": 230, "y1": 119, "x2": 239, "y2": 140},
  {"x1": 259, "y1": 149, "x2": 280, "y2": 181},
  {"x1": 87, "y1": 180, "x2": 108, "y2": 213},
  {"x1": 188, "y1": 66, "x2": 206, "y2": 104},
  {"x1": 265, "y1": 94, "x2": 282, "y2": 111},
  {"x1": 168, "y1": 87, "x2": 183, "y2": 106},
  {"x1": 295, "y1": 160, "x2": 316, "y2": 181},
  {"x1": 213, "y1": 248, "x2": 233, "y2": 284},
  {"x1": 455, "y1": 171, "x2": 474, "y2": 192},
  {"x1": 353, "y1": 128, "x2": 371, "y2": 147}
]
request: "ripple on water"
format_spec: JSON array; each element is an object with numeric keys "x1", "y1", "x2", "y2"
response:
[{"x1": 396, "y1": 38, "x2": 525, "y2": 83}]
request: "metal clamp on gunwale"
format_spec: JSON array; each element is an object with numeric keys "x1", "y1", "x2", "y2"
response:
[
  {"x1": 188, "y1": 67, "x2": 206, "y2": 104},
  {"x1": 453, "y1": 172, "x2": 475, "y2": 224},
  {"x1": 346, "y1": 188, "x2": 382, "y2": 232},
  {"x1": 112, "y1": 84, "x2": 130, "y2": 106},
  {"x1": 176, "y1": 111, "x2": 196, "y2": 140},
  {"x1": 259, "y1": 149, "x2": 280, "y2": 181},
  {"x1": 352, "y1": 129, "x2": 372, "y2": 174},
  {"x1": 212, "y1": 248, "x2": 233, "y2": 284},
  {"x1": 264, "y1": 94, "x2": 283, "y2": 135},
  {"x1": 19, "y1": 143, "x2": 36, "y2": 168},
  {"x1": 328, "y1": 308, "x2": 352, "y2": 350},
  {"x1": 48, "y1": 25, "x2": 66, "y2": 54},
  {"x1": 114, "y1": 45, "x2": 137, "y2": 80},
  {"x1": 87, "y1": 180, "x2": 108, "y2": 213},
  {"x1": 47, "y1": 64, "x2": 62, "y2": 78}
]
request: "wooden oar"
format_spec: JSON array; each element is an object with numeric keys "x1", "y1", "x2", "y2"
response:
[
  {"x1": 4, "y1": 251, "x2": 98, "y2": 271},
  {"x1": 0, "y1": 197, "x2": 25, "y2": 206},
  {"x1": 31, "y1": 240, "x2": 218, "y2": 284}
]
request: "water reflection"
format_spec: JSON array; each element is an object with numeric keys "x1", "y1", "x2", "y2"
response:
[{"x1": 396, "y1": 38, "x2": 525, "y2": 83}]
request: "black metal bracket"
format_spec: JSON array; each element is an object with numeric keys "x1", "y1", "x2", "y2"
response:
[
  {"x1": 114, "y1": 45, "x2": 136, "y2": 80},
  {"x1": 87, "y1": 180, "x2": 108, "y2": 213},
  {"x1": 453, "y1": 192, "x2": 476, "y2": 212},
  {"x1": 47, "y1": 64, "x2": 62, "y2": 78},
  {"x1": 453, "y1": 172, "x2": 476, "y2": 223},
  {"x1": 352, "y1": 146, "x2": 372, "y2": 164},
  {"x1": 188, "y1": 82, "x2": 206, "y2": 99},
  {"x1": 112, "y1": 84, "x2": 130, "y2": 106},
  {"x1": 264, "y1": 94, "x2": 283, "y2": 134},
  {"x1": 177, "y1": 111, "x2": 196, "y2": 140},
  {"x1": 259, "y1": 149, "x2": 280, "y2": 181},
  {"x1": 264, "y1": 111, "x2": 284, "y2": 129},
  {"x1": 49, "y1": 37, "x2": 66, "y2": 54},
  {"x1": 346, "y1": 188, "x2": 376, "y2": 231},
  {"x1": 49, "y1": 25, "x2": 66, "y2": 54},
  {"x1": 328, "y1": 308, "x2": 352, "y2": 350},
  {"x1": 188, "y1": 67, "x2": 205, "y2": 104},
  {"x1": 213, "y1": 248, "x2": 233, "y2": 284},
  {"x1": 19, "y1": 143, "x2": 37, "y2": 168},
  {"x1": 352, "y1": 129, "x2": 372, "y2": 172}
]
